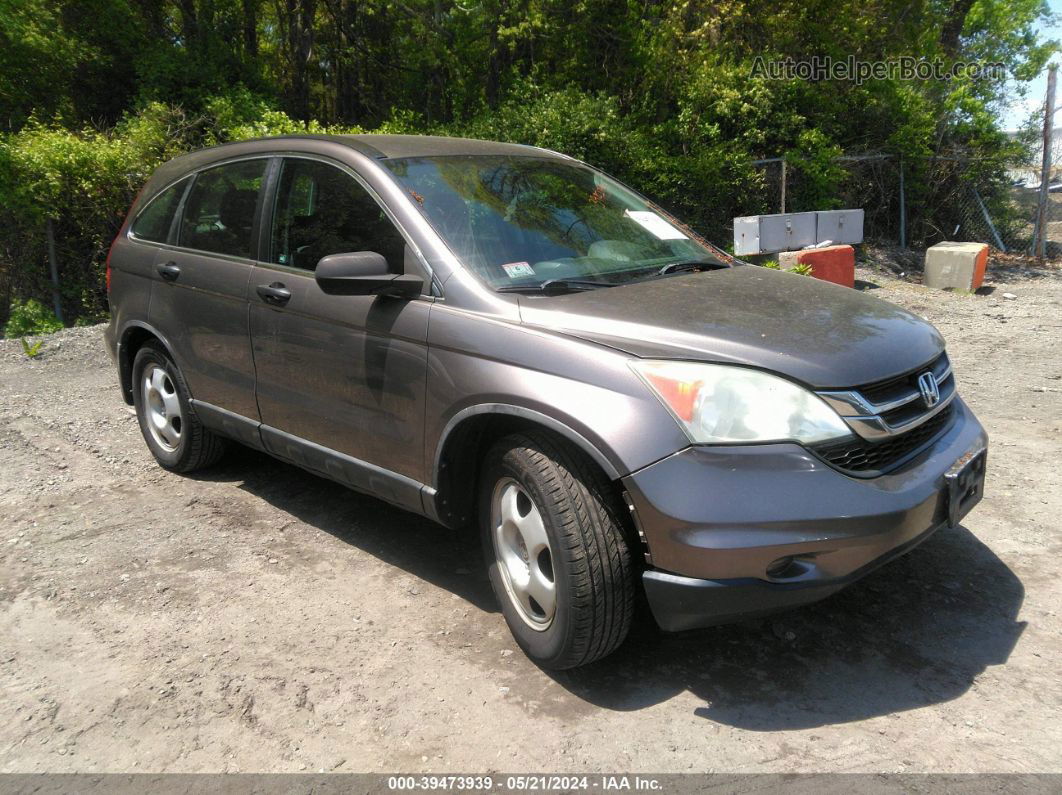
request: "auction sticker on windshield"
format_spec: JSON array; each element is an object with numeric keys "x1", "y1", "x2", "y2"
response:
[
  {"x1": 624, "y1": 210, "x2": 688, "y2": 240},
  {"x1": 502, "y1": 261, "x2": 536, "y2": 278}
]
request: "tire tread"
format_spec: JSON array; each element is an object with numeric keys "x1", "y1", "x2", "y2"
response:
[{"x1": 489, "y1": 430, "x2": 634, "y2": 668}]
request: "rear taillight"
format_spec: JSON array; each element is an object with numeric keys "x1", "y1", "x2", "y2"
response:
[
  {"x1": 105, "y1": 236, "x2": 117, "y2": 293},
  {"x1": 107, "y1": 190, "x2": 141, "y2": 295}
]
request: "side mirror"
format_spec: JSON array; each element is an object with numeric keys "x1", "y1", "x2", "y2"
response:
[{"x1": 315, "y1": 251, "x2": 423, "y2": 297}]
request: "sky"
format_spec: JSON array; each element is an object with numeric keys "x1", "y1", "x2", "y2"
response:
[{"x1": 998, "y1": 0, "x2": 1062, "y2": 131}]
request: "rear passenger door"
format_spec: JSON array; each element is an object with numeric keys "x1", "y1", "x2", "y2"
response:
[
  {"x1": 150, "y1": 158, "x2": 269, "y2": 422},
  {"x1": 248, "y1": 156, "x2": 431, "y2": 502},
  {"x1": 120, "y1": 175, "x2": 193, "y2": 326}
]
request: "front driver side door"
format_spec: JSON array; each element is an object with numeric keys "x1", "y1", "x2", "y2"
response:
[{"x1": 248, "y1": 156, "x2": 432, "y2": 510}]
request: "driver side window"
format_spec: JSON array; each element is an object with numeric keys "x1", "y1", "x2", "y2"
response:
[{"x1": 270, "y1": 159, "x2": 410, "y2": 277}]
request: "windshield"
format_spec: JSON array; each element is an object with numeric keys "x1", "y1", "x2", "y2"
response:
[{"x1": 381, "y1": 155, "x2": 728, "y2": 290}]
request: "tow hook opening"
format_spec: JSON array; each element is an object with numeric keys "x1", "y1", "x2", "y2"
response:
[{"x1": 765, "y1": 555, "x2": 815, "y2": 580}]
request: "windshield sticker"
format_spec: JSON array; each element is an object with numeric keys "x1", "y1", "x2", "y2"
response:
[
  {"x1": 502, "y1": 261, "x2": 536, "y2": 278},
  {"x1": 624, "y1": 210, "x2": 689, "y2": 240}
]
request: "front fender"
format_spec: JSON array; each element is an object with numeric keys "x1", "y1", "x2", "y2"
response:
[{"x1": 424, "y1": 305, "x2": 691, "y2": 494}]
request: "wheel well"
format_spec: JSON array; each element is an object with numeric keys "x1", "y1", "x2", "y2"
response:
[
  {"x1": 118, "y1": 327, "x2": 162, "y2": 404},
  {"x1": 434, "y1": 413, "x2": 623, "y2": 530}
]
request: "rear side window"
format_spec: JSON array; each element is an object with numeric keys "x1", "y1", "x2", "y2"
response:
[
  {"x1": 130, "y1": 177, "x2": 189, "y2": 243},
  {"x1": 179, "y1": 159, "x2": 268, "y2": 258}
]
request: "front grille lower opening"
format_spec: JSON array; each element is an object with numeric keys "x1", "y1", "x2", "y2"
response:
[{"x1": 813, "y1": 403, "x2": 955, "y2": 476}]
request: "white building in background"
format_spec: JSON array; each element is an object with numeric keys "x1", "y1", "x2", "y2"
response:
[{"x1": 1005, "y1": 128, "x2": 1062, "y2": 188}]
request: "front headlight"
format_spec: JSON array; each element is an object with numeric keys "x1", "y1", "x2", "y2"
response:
[{"x1": 630, "y1": 360, "x2": 852, "y2": 445}]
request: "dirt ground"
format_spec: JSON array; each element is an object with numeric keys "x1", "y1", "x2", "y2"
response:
[{"x1": 1, "y1": 260, "x2": 1061, "y2": 774}]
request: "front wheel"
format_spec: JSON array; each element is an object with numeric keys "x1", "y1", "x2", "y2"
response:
[{"x1": 480, "y1": 431, "x2": 635, "y2": 669}]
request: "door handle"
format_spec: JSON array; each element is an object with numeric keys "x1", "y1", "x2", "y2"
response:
[
  {"x1": 256, "y1": 282, "x2": 292, "y2": 306},
  {"x1": 156, "y1": 261, "x2": 180, "y2": 281}
]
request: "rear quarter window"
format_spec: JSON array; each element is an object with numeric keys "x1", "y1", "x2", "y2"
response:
[{"x1": 130, "y1": 177, "x2": 190, "y2": 243}]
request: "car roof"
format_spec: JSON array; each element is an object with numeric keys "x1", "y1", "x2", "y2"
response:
[
  {"x1": 167, "y1": 134, "x2": 567, "y2": 169},
  {"x1": 341, "y1": 134, "x2": 570, "y2": 160},
  {"x1": 141, "y1": 134, "x2": 572, "y2": 202}
]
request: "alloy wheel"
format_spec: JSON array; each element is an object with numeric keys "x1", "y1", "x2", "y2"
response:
[
  {"x1": 142, "y1": 363, "x2": 182, "y2": 452},
  {"x1": 491, "y1": 477, "x2": 557, "y2": 630}
]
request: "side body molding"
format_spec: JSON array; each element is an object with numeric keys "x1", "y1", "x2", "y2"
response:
[{"x1": 190, "y1": 400, "x2": 436, "y2": 518}]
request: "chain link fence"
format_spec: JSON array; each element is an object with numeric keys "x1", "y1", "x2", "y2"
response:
[{"x1": 750, "y1": 153, "x2": 1056, "y2": 257}]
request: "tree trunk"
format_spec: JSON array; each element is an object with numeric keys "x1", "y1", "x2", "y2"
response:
[
  {"x1": 939, "y1": 0, "x2": 975, "y2": 56},
  {"x1": 178, "y1": 0, "x2": 199, "y2": 49},
  {"x1": 242, "y1": 0, "x2": 259, "y2": 57},
  {"x1": 283, "y1": 0, "x2": 317, "y2": 119}
]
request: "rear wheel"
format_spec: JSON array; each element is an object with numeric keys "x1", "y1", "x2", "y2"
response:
[
  {"x1": 480, "y1": 431, "x2": 635, "y2": 669},
  {"x1": 132, "y1": 342, "x2": 227, "y2": 472}
]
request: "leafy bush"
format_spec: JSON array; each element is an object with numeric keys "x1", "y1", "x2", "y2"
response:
[
  {"x1": 785, "y1": 130, "x2": 846, "y2": 212},
  {"x1": 0, "y1": 103, "x2": 195, "y2": 325},
  {"x1": 205, "y1": 88, "x2": 364, "y2": 143},
  {"x1": 3, "y1": 298, "x2": 63, "y2": 338},
  {"x1": 453, "y1": 81, "x2": 639, "y2": 172},
  {"x1": 21, "y1": 338, "x2": 44, "y2": 358}
]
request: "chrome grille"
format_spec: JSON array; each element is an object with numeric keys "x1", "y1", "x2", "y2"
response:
[
  {"x1": 860, "y1": 352, "x2": 952, "y2": 406},
  {"x1": 817, "y1": 352, "x2": 956, "y2": 441},
  {"x1": 811, "y1": 352, "x2": 957, "y2": 476}
]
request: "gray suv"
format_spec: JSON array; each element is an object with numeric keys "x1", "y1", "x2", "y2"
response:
[{"x1": 105, "y1": 135, "x2": 988, "y2": 669}]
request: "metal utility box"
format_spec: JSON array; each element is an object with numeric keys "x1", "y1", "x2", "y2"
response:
[
  {"x1": 816, "y1": 209, "x2": 864, "y2": 245},
  {"x1": 732, "y1": 216, "x2": 761, "y2": 256},
  {"x1": 733, "y1": 212, "x2": 817, "y2": 255},
  {"x1": 760, "y1": 212, "x2": 817, "y2": 253},
  {"x1": 732, "y1": 209, "x2": 865, "y2": 255}
]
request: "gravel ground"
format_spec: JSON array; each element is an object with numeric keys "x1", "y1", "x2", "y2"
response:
[{"x1": 1, "y1": 261, "x2": 1060, "y2": 774}]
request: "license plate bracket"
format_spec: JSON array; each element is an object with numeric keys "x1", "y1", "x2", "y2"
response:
[{"x1": 944, "y1": 446, "x2": 987, "y2": 528}]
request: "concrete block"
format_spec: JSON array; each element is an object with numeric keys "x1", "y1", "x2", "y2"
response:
[
  {"x1": 778, "y1": 250, "x2": 800, "y2": 268},
  {"x1": 777, "y1": 245, "x2": 856, "y2": 288},
  {"x1": 924, "y1": 242, "x2": 988, "y2": 290}
]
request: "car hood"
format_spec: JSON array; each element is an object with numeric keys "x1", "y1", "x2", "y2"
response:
[{"x1": 517, "y1": 266, "x2": 944, "y2": 388}]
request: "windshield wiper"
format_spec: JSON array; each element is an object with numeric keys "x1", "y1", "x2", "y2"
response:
[
  {"x1": 596, "y1": 259, "x2": 729, "y2": 283},
  {"x1": 495, "y1": 278, "x2": 616, "y2": 295},
  {"x1": 613, "y1": 259, "x2": 728, "y2": 285},
  {"x1": 656, "y1": 260, "x2": 728, "y2": 275}
]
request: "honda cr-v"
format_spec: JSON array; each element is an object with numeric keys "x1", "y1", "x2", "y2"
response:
[{"x1": 105, "y1": 135, "x2": 988, "y2": 668}]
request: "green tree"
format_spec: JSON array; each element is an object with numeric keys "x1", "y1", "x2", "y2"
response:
[{"x1": 0, "y1": 0, "x2": 1058, "y2": 322}]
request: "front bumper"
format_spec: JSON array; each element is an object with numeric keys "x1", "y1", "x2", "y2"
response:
[{"x1": 622, "y1": 397, "x2": 987, "y2": 632}]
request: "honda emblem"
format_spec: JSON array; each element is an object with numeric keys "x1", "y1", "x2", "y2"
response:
[{"x1": 918, "y1": 371, "x2": 940, "y2": 408}]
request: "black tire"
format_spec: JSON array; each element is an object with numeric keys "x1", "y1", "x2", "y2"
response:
[
  {"x1": 131, "y1": 342, "x2": 227, "y2": 473},
  {"x1": 479, "y1": 430, "x2": 635, "y2": 669}
]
